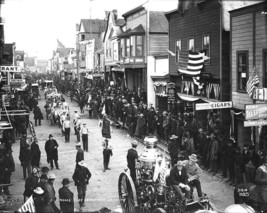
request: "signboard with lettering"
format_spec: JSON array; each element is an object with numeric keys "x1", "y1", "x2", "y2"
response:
[
  {"x1": 245, "y1": 104, "x2": 267, "y2": 120},
  {"x1": 10, "y1": 79, "x2": 25, "y2": 86},
  {"x1": 195, "y1": 101, "x2": 232, "y2": 111},
  {"x1": 0, "y1": 66, "x2": 21, "y2": 72},
  {"x1": 244, "y1": 119, "x2": 267, "y2": 127}
]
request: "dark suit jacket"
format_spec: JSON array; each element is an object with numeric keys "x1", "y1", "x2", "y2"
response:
[
  {"x1": 170, "y1": 166, "x2": 188, "y2": 186},
  {"x1": 59, "y1": 186, "x2": 74, "y2": 213},
  {"x1": 127, "y1": 148, "x2": 138, "y2": 169},
  {"x1": 76, "y1": 148, "x2": 84, "y2": 163}
]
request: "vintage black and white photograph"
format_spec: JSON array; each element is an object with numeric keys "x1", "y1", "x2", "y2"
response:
[{"x1": 0, "y1": 0, "x2": 267, "y2": 212}]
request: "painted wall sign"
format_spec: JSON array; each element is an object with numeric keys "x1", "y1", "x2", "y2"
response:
[
  {"x1": 245, "y1": 104, "x2": 267, "y2": 120},
  {"x1": 195, "y1": 101, "x2": 232, "y2": 111},
  {"x1": 244, "y1": 119, "x2": 267, "y2": 127}
]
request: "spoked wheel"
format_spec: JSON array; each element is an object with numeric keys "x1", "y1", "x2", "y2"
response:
[
  {"x1": 118, "y1": 172, "x2": 138, "y2": 213},
  {"x1": 152, "y1": 208, "x2": 167, "y2": 213}
]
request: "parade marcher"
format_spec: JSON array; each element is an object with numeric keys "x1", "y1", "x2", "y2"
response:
[
  {"x1": 207, "y1": 132, "x2": 219, "y2": 175},
  {"x1": 37, "y1": 174, "x2": 48, "y2": 190},
  {"x1": 59, "y1": 178, "x2": 74, "y2": 213},
  {"x1": 102, "y1": 138, "x2": 113, "y2": 172},
  {"x1": 33, "y1": 105, "x2": 44, "y2": 126},
  {"x1": 80, "y1": 122, "x2": 89, "y2": 152},
  {"x1": 72, "y1": 160, "x2": 92, "y2": 211},
  {"x1": 73, "y1": 110, "x2": 79, "y2": 135},
  {"x1": 44, "y1": 173, "x2": 60, "y2": 213},
  {"x1": 45, "y1": 134, "x2": 60, "y2": 170},
  {"x1": 3, "y1": 149, "x2": 15, "y2": 195},
  {"x1": 31, "y1": 139, "x2": 41, "y2": 168},
  {"x1": 169, "y1": 160, "x2": 190, "y2": 201},
  {"x1": 255, "y1": 155, "x2": 267, "y2": 212},
  {"x1": 127, "y1": 140, "x2": 138, "y2": 183},
  {"x1": 63, "y1": 117, "x2": 71, "y2": 143},
  {"x1": 33, "y1": 187, "x2": 46, "y2": 213},
  {"x1": 182, "y1": 154, "x2": 204, "y2": 199},
  {"x1": 75, "y1": 117, "x2": 81, "y2": 143},
  {"x1": 75, "y1": 143, "x2": 84, "y2": 165},
  {"x1": 23, "y1": 167, "x2": 40, "y2": 202},
  {"x1": 168, "y1": 135, "x2": 179, "y2": 167},
  {"x1": 19, "y1": 143, "x2": 32, "y2": 179}
]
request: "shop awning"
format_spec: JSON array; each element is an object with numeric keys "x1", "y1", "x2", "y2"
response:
[
  {"x1": 177, "y1": 93, "x2": 219, "y2": 103},
  {"x1": 111, "y1": 67, "x2": 125, "y2": 72},
  {"x1": 150, "y1": 73, "x2": 169, "y2": 79}
]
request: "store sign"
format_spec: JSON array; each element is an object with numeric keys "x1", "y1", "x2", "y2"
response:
[
  {"x1": 244, "y1": 119, "x2": 267, "y2": 127},
  {"x1": 10, "y1": 79, "x2": 25, "y2": 85},
  {"x1": 0, "y1": 66, "x2": 21, "y2": 72},
  {"x1": 245, "y1": 104, "x2": 267, "y2": 120},
  {"x1": 195, "y1": 101, "x2": 232, "y2": 111}
]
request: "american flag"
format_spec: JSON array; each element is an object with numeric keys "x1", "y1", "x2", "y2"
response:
[
  {"x1": 246, "y1": 67, "x2": 259, "y2": 99},
  {"x1": 177, "y1": 51, "x2": 205, "y2": 76},
  {"x1": 17, "y1": 195, "x2": 35, "y2": 213}
]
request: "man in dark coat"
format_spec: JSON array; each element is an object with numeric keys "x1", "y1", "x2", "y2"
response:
[
  {"x1": 168, "y1": 135, "x2": 179, "y2": 167},
  {"x1": 127, "y1": 141, "x2": 138, "y2": 182},
  {"x1": 59, "y1": 178, "x2": 74, "y2": 213},
  {"x1": 45, "y1": 134, "x2": 60, "y2": 170},
  {"x1": 169, "y1": 161, "x2": 190, "y2": 201},
  {"x1": 102, "y1": 139, "x2": 113, "y2": 172},
  {"x1": 19, "y1": 143, "x2": 32, "y2": 179},
  {"x1": 44, "y1": 173, "x2": 60, "y2": 213},
  {"x1": 23, "y1": 166, "x2": 39, "y2": 202},
  {"x1": 72, "y1": 160, "x2": 92, "y2": 211},
  {"x1": 75, "y1": 143, "x2": 84, "y2": 165},
  {"x1": 33, "y1": 105, "x2": 43, "y2": 126},
  {"x1": 31, "y1": 140, "x2": 41, "y2": 168},
  {"x1": 3, "y1": 149, "x2": 15, "y2": 195}
]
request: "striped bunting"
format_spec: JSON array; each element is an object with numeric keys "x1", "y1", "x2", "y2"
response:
[
  {"x1": 18, "y1": 195, "x2": 35, "y2": 213},
  {"x1": 246, "y1": 67, "x2": 259, "y2": 99},
  {"x1": 178, "y1": 51, "x2": 204, "y2": 76}
]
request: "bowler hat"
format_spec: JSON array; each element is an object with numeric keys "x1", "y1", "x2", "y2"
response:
[
  {"x1": 131, "y1": 140, "x2": 138, "y2": 147},
  {"x1": 48, "y1": 134, "x2": 53, "y2": 138},
  {"x1": 62, "y1": 178, "x2": 70, "y2": 185}
]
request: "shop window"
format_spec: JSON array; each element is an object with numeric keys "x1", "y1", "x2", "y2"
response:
[
  {"x1": 203, "y1": 34, "x2": 210, "y2": 64},
  {"x1": 237, "y1": 51, "x2": 248, "y2": 92},
  {"x1": 136, "y1": 36, "x2": 143, "y2": 56},
  {"x1": 175, "y1": 39, "x2": 181, "y2": 64},
  {"x1": 130, "y1": 36, "x2": 136, "y2": 57},
  {"x1": 263, "y1": 49, "x2": 267, "y2": 87},
  {"x1": 120, "y1": 39, "x2": 125, "y2": 58},
  {"x1": 188, "y1": 37, "x2": 194, "y2": 51},
  {"x1": 126, "y1": 38, "x2": 130, "y2": 57}
]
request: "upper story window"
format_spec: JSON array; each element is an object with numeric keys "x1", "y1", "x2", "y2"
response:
[
  {"x1": 263, "y1": 49, "x2": 267, "y2": 87},
  {"x1": 106, "y1": 43, "x2": 109, "y2": 57},
  {"x1": 120, "y1": 39, "x2": 125, "y2": 58},
  {"x1": 237, "y1": 51, "x2": 248, "y2": 91},
  {"x1": 136, "y1": 35, "x2": 143, "y2": 56},
  {"x1": 81, "y1": 34, "x2": 85, "y2": 41},
  {"x1": 130, "y1": 36, "x2": 136, "y2": 57},
  {"x1": 126, "y1": 38, "x2": 130, "y2": 57},
  {"x1": 188, "y1": 37, "x2": 194, "y2": 51},
  {"x1": 175, "y1": 39, "x2": 181, "y2": 64},
  {"x1": 203, "y1": 34, "x2": 210, "y2": 64}
]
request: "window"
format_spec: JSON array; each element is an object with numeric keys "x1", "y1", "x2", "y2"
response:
[
  {"x1": 106, "y1": 43, "x2": 108, "y2": 57},
  {"x1": 237, "y1": 51, "x2": 248, "y2": 91},
  {"x1": 120, "y1": 39, "x2": 125, "y2": 58},
  {"x1": 81, "y1": 34, "x2": 85, "y2": 41},
  {"x1": 264, "y1": 49, "x2": 267, "y2": 87},
  {"x1": 188, "y1": 37, "x2": 194, "y2": 51},
  {"x1": 136, "y1": 36, "x2": 143, "y2": 56},
  {"x1": 130, "y1": 36, "x2": 136, "y2": 57},
  {"x1": 126, "y1": 38, "x2": 130, "y2": 57},
  {"x1": 203, "y1": 34, "x2": 210, "y2": 64},
  {"x1": 175, "y1": 39, "x2": 181, "y2": 63}
]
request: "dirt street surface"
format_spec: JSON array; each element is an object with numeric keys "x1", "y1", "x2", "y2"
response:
[{"x1": 8, "y1": 93, "x2": 234, "y2": 212}]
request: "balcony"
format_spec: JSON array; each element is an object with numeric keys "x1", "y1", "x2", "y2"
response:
[{"x1": 120, "y1": 56, "x2": 146, "y2": 68}]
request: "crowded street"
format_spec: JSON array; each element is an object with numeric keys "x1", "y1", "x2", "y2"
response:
[{"x1": 5, "y1": 91, "x2": 235, "y2": 212}]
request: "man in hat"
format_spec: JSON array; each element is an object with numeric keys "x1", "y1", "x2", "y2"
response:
[
  {"x1": 127, "y1": 140, "x2": 138, "y2": 182},
  {"x1": 45, "y1": 134, "x2": 60, "y2": 170},
  {"x1": 75, "y1": 117, "x2": 82, "y2": 143},
  {"x1": 168, "y1": 135, "x2": 179, "y2": 167},
  {"x1": 19, "y1": 143, "x2": 32, "y2": 179},
  {"x1": 23, "y1": 166, "x2": 40, "y2": 202},
  {"x1": 59, "y1": 178, "x2": 74, "y2": 213},
  {"x1": 80, "y1": 122, "x2": 89, "y2": 152},
  {"x1": 102, "y1": 139, "x2": 113, "y2": 172},
  {"x1": 169, "y1": 160, "x2": 190, "y2": 201},
  {"x1": 72, "y1": 160, "x2": 92, "y2": 211},
  {"x1": 33, "y1": 104, "x2": 43, "y2": 126},
  {"x1": 63, "y1": 117, "x2": 71, "y2": 143},
  {"x1": 76, "y1": 143, "x2": 84, "y2": 165},
  {"x1": 44, "y1": 173, "x2": 60, "y2": 212},
  {"x1": 182, "y1": 154, "x2": 204, "y2": 199},
  {"x1": 32, "y1": 187, "x2": 46, "y2": 213},
  {"x1": 73, "y1": 110, "x2": 79, "y2": 135},
  {"x1": 31, "y1": 139, "x2": 41, "y2": 168}
]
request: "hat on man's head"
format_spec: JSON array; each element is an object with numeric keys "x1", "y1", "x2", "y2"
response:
[
  {"x1": 189, "y1": 154, "x2": 198, "y2": 162},
  {"x1": 83, "y1": 122, "x2": 86, "y2": 125},
  {"x1": 33, "y1": 187, "x2": 44, "y2": 195},
  {"x1": 176, "y1": 161, "x2": 184, "y2": 167},
  {"x1": 75, "y1": 142, "x2": 81, "y2": 147},
  {"x1": 40, "y1": 174, "x2": 48, "y2": 180},
  {"x1": 74, "y1": 110, "x2": 77, "y2": 112},
  {"x1": 170, "y1": 135, "x2": 178, "y2": 140},
  {"x1": 78, "y1": 160, "x2": 87, "y2": 167},
  {"x1": 48, "y1": 173, "x2": 56, "y2": 180},
  {"x1": 48, "y1": 134, "x2": 53, "y2": 138},
  {"x1": 131, "y1": 140, "x2": 138, "y2": 147},
  {"x1": 62, "y1": 178, "x2": 71, "y2": 185},
  {"x1": 32, "y1": 166, "x2": 39, "y2": 174}
]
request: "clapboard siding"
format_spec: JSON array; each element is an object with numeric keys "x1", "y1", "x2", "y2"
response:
[
  {"x1": 167, "y1": 0, "x2": 222, "y2": 78},
  {"x1": 149, "y1": 34, "x2": 168, "y2": 56},
  {"x1": 232, "y1": 92, "x2": 253, "y2": 109}
]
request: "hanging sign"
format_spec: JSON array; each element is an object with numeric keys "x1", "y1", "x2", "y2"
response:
[
  {"x1": 244, "y1": 119, "x2": 267, "y2": 127},
  {"x1": 245, "y1": 104, "x2": 267, "y2": 120},
  {"x1": 0, "y1": 66, "x2": 21, "y2": 72},
  {"x1": 195, "y1": 101, "x2": 232, "y2": 111}
]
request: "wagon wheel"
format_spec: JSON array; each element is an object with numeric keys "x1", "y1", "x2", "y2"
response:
[
  {"x1": 152, "y1": 208, "x2": 166, "y2": 213},
  {"x1": 118, "y1": 172, "x2": 138, "y2": 213}
]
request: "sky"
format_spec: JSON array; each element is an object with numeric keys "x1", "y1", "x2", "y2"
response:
[{"x1": 2, "y1": 0, "x2": 177, "y2": 60}]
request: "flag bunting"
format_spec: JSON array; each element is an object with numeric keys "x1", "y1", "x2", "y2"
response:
[{"x1": 246, "y1": 67, "x2": 259, "y2": 99}]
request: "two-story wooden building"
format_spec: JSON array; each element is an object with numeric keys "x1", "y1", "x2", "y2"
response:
[
  {"x1": 230, "y1": 1, "x2": 267, "y2": 150},
  {"x1": 165, "y1": 0, "x2": 257, "y2": 128}
]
